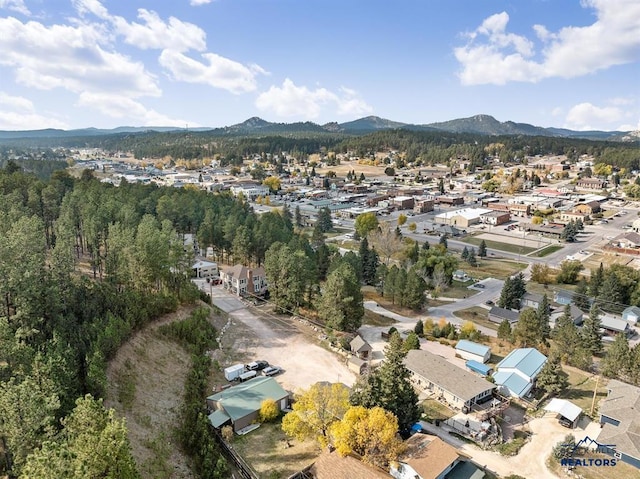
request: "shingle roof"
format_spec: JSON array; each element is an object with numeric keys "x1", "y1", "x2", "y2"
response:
[
  {"x1": 400, "y1": 434, "x2": 461, "y2": 479},
  {"x1": 488, "y1": 306, "x2": 520, "y2": 323},
  {"x1": 350, "y1": 335, "x2": 371, "y2": 352},
  {"x1": 601, "y1": 315, "x2": 630, "y2": 332},
  {"x1": 404, "y1": 350, "x2": 495, "y2": 403},
  {"x1": 455, "y1": 340, "x2": 490, "y2": 357},
  {"x1": 207, "y1": 377, "x2": 288, "y2": 422},
  {"x1": 599, "y1": 379, "x2": 640, "y2": 460},
  {"x1": 306, "y1": 449, "x2": 391, "y2": 478},
  {"x1": 496, "y1": 348, "x2": 547, "y2": 380}
]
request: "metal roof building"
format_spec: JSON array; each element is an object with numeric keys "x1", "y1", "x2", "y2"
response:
[{"x1": 493, "y1": 348, "x2": 547, "y2": 399}]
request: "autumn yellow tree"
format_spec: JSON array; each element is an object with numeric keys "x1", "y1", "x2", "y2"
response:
[
  {"x1": 329, "y1": 406, "x2": 404, "y2": 468},
  {"x1": 282, "y1": 383, "x2": 350, "y2": 446},
  {"x1": 263, "y1": 176, "x2": 281, "y2": 193},
  {"x1": 259, "y1": 399, "x2": 279, "y2": 423},
  {"x1": 397, "y1": 214, "x2": 407, "y2": 226}
]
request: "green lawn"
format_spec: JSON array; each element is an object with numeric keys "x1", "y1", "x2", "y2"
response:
[
  {"x1": 444, "y1": 284, "x2": 478, "y2": 299},
  {"x1": 463, "y1": 236, "x2": 536, "y2": 255},
  {"x1": 531, "y1": 244, "x2": 564, "y2": 257},
  {"x1": 363, "y1": 308, "x2": 397, "y2": 327}
]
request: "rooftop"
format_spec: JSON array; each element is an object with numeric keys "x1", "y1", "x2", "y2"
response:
[
  {"x1": 400, "y1": 434, "x2": 462, "y2": 479},
  {"x1": 435, "y1": 208, "x2": 492, "y2": 220},
  {"x1": 599, "y1": 379, "x2": 640, "y2": 460},
  {"x1": 496, "y1": 348, "x2": 547, "y2": 379},
  {"x1": 404, "y1": 350, "x2": 495, "y2": 403},
  {"x1": 455, "y1": 340, "x2": 490, "y2": 357},
  {"x1": 207, "y1": 377, "x2": 289, "y2": 422}
]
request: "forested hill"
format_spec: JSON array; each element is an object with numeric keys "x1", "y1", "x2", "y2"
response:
[{"x1": 0, "y1": 164, "x2": 303, "y2": 477}]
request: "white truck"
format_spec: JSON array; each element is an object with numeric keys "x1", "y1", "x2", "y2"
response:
[{"x1": 224, "y1": 363, "x2": 245, "y2": 381}]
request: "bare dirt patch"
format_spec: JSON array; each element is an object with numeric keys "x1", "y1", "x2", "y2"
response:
[{"x1": 106, "y1": 304, "x2": 203, "y2": 479}]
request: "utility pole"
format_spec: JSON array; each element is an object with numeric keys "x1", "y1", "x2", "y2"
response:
[{"x1": 590, "y1": 375, "x2": 600, "y2": 417}]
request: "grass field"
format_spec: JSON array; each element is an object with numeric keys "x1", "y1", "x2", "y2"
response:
[
  {"x1": 548, "y1": 452, "x2": 640, "y2": 479},
  {"x1": 361, "y1": 286, "x2": 424, "y2": 318},
  {"x1": 531, "y1": 244, "x2": 564, "y2": 257},
  {"x1": 582, "y1": 252, "x2": 635, "y2": 271},
  {"x1": 557, "y1": 368, "x2": 608, "y2": 418},
  {"x1": 363, "y1": 308, "x2": 397, "y2": 327},
  {"x1": 463, "y1": 236, "x2": 536, "y2": 255},
  {"x1": 444, "y1": 283, "x2": 478, "y2": 299},
  {"x1": 233, "y1": 422, "x2": 320, "y2": 479},
  {"x1": 466, "y1": 258, "x2": 528, "y2": 280}
]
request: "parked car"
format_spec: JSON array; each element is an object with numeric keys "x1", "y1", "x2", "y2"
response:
[
  {"x1": 485, "y1": 300, "x2": 494, "y2": 305},
  {"x1": 246, "y1": 360, "x2": 269, "y2": 371},
  {"x1": 262, "y1": 366, "x2": 281, "y2": 376},
  {"x1": 559, "y1": 418, "x2": 572, "y2": 428},
  {"x1": 475, "y1": 283, "x2": 485, "y2": 289}
]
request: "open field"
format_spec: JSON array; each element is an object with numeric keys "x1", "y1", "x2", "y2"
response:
[
  {"x1": 469, "y1": 258, "x2": 528, "y2": 280},
  {"x1": 362, "y1": 286, "x2": 425, "y2": 318},
  {"x1": 363, "y1": 308, "x2": 397, "y2": 327},
  {"x1": 582, "y1": 252, "x2": 636, "y2": 271},
  {"x1": 232, "y1": 422, "x2": 320, "y2": 479},
  {"x1": 463, "y1": 236, "x2": 536, "y2": 255}
]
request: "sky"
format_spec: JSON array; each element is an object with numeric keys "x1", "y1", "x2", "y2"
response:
[{"x1": 0, "y1": 0, "x2": 639, "y2": 132}]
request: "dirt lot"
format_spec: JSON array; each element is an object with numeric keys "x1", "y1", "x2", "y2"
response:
[
  {"x1": 105, "y1": 305, "x2": 200, "y2": 479},
  {"x1": 207, "y1": 285, "x2": 356, "y2": 392}
]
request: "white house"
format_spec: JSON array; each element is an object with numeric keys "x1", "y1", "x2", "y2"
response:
[
  {"x1": 623, "y1": 306, "x2": 640, "y2": 324},
  {"x1": 493, "y1": 348, "x2": 547, "y2": 398},
  {"x1": 455, "y1": 340, "x2": 491, "y2": 364},
  {"x1": 192, "y1": 260, "x2": 218, "y2": 279},
  {"x1": 229, "y1": 183, "x2": 270, "y2": 200}
]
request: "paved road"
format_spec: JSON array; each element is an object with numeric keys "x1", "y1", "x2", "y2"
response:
[{"x1": 427, "y1": 278, "x2": 504, "y2": 337}]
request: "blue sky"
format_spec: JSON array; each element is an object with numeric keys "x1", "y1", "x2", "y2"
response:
[{"x1": 0, "y1": 0, "x2": 638, "y2": 131}]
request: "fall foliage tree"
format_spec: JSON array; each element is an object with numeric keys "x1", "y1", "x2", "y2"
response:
[
  {"x1": 282, "y1": 383, "x2": 350, "y2": 447},
  {"x1": 330, "y1": 406, "x2": 404, "y2": 468}
]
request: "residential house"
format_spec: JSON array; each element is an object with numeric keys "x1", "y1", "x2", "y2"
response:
[
  {"x1": 549, "y1": 304, "x2": 584, "y2": 327},
  {"x1": 493, "y1": 348, "x2": 547, "y2": 398},
  {"x1": 599, "y1": 379, "x2": 640, "y2": 468},
  {"x1": 207, "y1": 377, "x2": 290, "y2": 432},
  {"x1": 220, "y1": 265, "x2": 267, "y2": 297},
  {"x1": 488, "y1": 306, "x2": 520, "y2": 325},
  {"x1": 623, "y1": 306, "x2": 640, "y2": 324},
  {"x1": 350, "y1": 335, "x2": 372, "y2": 359},
  {"x1": 229, "y1": 183, "x2": 270, "y2": 200},
  {"x1": 601, "y1": 315, "x2": 631, "y2": 337},
  {"x1": 453, "y1": 270, "x2": 470, "y2": 282},
  {"x1": 455, "y1": 340, "x2": 491, "y2": 364},
  {"x1": 347, "y1": 356, "x2": 368, "y2": 376},
  {"x1": 574, "y1": 201, "x2": 601, "y2": 215},
  {"x1": 191, "y1": 259, "x2": 218, "y2": 279},
  {"x1": 520, "y1": 292, "x2": 545, "y2": 310},
  {"x1": 576, "y1": 178, "x2": 607, "y2": 190},
  {"x1": 554, "y1": 290, "x2": 575, "y2": 306},
  {"x1": 390, "y1": 433, "x2": 485, "y2": 479},
  {"x1": 404, "y1": 350, "x2": 495, "y2": 411},
  {"x1": 479, "y1": 210, "x2": 511, "y2": 226}
]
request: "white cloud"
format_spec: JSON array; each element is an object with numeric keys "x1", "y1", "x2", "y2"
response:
[
  {"x1": 0, "y1": 92, "x2": 69, "y2": 129},
  {"x1": 0, "y1": 0, "x2": 30, "y2": 15},
  {"x1": 77, "y1": 92, "x2": 191, "y2": 127},
  {"x1": 256, "y1": 79, "x2": 372, "y2": 119},
  {"x1": 564, "y1": 102, "x2": 624, "y2": 130},
  {"x1": 159, "y1": 49, "x2": 265, "y2": 94},
  {"x1": 190, "y1": 0, "x2": 213, "y2": 5},
  {"x1": 0, "y1": 16, "x2": 161, "y2": 97},
  {"x1": 455, "y1": 0, "x2": 640, "y2": 85}
]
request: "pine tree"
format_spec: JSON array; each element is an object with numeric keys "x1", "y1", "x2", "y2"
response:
[
  {"x1": 601, "y1": 333, "x2": 630, "y2": 379},
  {"x1": 461, "y1": 246, "x2": 469, "y2": 261},
  {"x1": 589, "y1": 263, "x2": 604, "y2": 298},
  {"x1": 359, "y1": 237, "x2": 370, "y2": 279},
  {"x1": 513, "y1": 309, "x2": 540, "y2": 348},
  {"x1": 311, "y1": 223, "x2": 326, "y2": 249},
  {"x1": 363, "y1": 248, "x2": 379, "y2": 286},
  {"x1": 438, "y1": 178, "x2": 445, "y2": 194},
  {"x1": 536, "y1": 352, "x2": 568, "y2": 396},
  {"x1": 414, "y1": 319, "x2": 424, "y2": 337},
  {"x1": 497, "y1": 319, "x2": 512, "y2": 342},
  {"x1": 317, "y1": 207, "x2": 333, "y2": 233},
  {"x1": 439, "y1": 234, "x2": 448, "y2": 249},
  {"x1": 318, "y1": 262, "x2": 364, "y2": 332},
  {"x1": 536, "y1": 294, "x2": 551, "y2": 339},
  {"x1": 478, "y1": 239, "x2": 487, "y2": 257},
  {"x1": 384, "y1": 266, "x2": 399, "y2": 302},
  {"x1": 574, "y1": 278, "x2": 591, "y2": 311},
  {"x1": 404, "y1": 268, "x2": 427, "y2": 310},
  {"x1": 497, "y1": 277, "x2": 513, "y2": 309},
  {"x1": 294, "y1": 205, "x2": 303, "y2": 227},
  {"x1": 403, "y1": 332, "x2": 421, "y2": 351},
  {"x1": 394, "y1": 268, "x2": 408, "y2": 307},
  {"x1": 582, "y1": 303, "x2": 603, "y2": 356},
  {"x1": 350, "y1": 333, "x2": 421, "y2": 432},
  {"x1": 421, "y1": 240, "x2": 430, "y2": 251},
  {"x1": 407, "y1": 242, "x2": 419, "y2": 264},
  {"x1": 467, "y1": 248, "x2": 477, "y2": 267}
]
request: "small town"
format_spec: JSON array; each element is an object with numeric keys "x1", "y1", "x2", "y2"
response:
[{"x1": 1, "y1": 1, "x2": 639, "y2": 479}]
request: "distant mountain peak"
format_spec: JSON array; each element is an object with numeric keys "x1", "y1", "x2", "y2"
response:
[{"x1": 237, "y1": 117, "x2": 269, "y2": 127}]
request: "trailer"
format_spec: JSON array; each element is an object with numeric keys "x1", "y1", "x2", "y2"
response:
[
  {"x1": 238, "y1": 370, "x2": 257, "y2": 382},
  {"x1": 224, "y1": 364, "x2": 246, "y2": 382}
]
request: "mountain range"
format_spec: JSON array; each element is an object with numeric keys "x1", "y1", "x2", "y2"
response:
[{"x1": 0, "y1": 114, "x2": 637, "y2": 142}]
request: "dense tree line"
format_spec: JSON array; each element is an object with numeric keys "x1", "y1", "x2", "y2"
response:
[{"x1": 0, "y1": 165, "x2": 235, "y2": 477}]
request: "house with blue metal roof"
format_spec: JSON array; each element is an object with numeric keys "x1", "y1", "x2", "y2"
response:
[
  {"x1": 455, "y1": 340, "x2": 491, "y2": 364},
  {"x1": 493, "y1": 348, "x2": 547, "y2": 399},
  {"x1": 623, "y1": 306, "x2": 640, "y2": 324}
]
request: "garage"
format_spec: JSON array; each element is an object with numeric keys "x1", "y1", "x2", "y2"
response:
[{"x1": 544, "y1": 398, "x2": 582, "y2": 428}]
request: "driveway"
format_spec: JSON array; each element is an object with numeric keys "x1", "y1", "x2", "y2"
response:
[{"x1": 207, "y1": 285, "x2": 356, "y2": 392}]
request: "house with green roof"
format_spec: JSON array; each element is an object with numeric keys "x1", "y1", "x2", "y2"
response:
[{"x1": 207, "y1": 376, "x2": 290, "y2": 432}]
